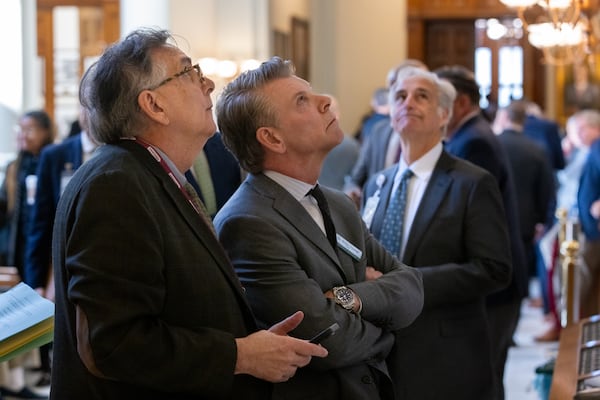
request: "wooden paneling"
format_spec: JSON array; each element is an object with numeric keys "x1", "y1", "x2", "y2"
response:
[
  {"x1": 408, "y1": 0, "x2": 512, "y2": 18},
  {"x1": 36, "y1": 8, "x2": 54, "y2": 119},
  {"x1": 36, "y1": 0, "x2": 120, "y2": 120},
  {"x1": 426, "y1": 20, "x2": 475, "y2": 71},
  {"x1": 407, "y1": 0, "x2": 547, "y2": 113}
]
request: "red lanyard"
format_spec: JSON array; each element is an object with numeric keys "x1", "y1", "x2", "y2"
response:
[{"x1": 130, "y1": 137, "x2": 202, "y2": 216}]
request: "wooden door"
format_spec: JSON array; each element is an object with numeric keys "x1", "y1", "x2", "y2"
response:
[
  {"x1": 36, "y1": 0, "x2": 119, "y2": 124},
  {"x1": 426, "y1": 20, "x2": 475, "y2": 71}
]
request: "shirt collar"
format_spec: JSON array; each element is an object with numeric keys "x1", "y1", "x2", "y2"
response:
[
  {"x1": 395, "y1": 142, "x2": 442, "y2": 183},
  {"x1": 80, "y1": 130, "x2": 98, "y2": 154},
  {"x1": 152, "y1": 145, "x2": 187, "y2": 186},
  {"x1": 263, "y1": 170, "x2": 314, "y2": 201}
]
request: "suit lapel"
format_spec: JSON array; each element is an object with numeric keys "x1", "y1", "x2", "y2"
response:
[
  {"x1": 126, "y1": 142, "x2": 248, "y2": 298},
  {"x1": 403, "y1": 152, "x2": 453, "y2": 263},
  {"x1": 250, "y1": 174, "x2": 343, "y2": 270}
]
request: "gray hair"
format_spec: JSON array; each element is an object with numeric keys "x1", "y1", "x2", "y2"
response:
[
  {"x1": 571, "y1": 109, "x2": 600, "y2": 129},
  {"x1": 79, "y1": 28, "x2": 172, "y2": 143},
  {"x1": 390, "y1": 66, "x2": 456, "y2": 134},
  {"x1": 216, "y1": 56, "x2": 295, "y2": 174}
]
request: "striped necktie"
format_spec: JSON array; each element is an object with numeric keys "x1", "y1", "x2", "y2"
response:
[{"x1": 183, "y1": 182, "x2": 217, "y2": 236}]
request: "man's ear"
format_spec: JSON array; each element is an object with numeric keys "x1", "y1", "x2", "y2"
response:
[
  {"x1": 137, "y1": 90, "x2": 169, "y2": 125},
  {"x1": 256, "y1": 127, "x2": 286, "y2": 153}
]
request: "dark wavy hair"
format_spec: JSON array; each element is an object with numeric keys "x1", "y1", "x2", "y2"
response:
[
  {"x1": 79, "y1": 28, "x2": 171, "y2": 144},
  {"x1": 434, "y1": 65, "x2": 480, "y2": 105}
]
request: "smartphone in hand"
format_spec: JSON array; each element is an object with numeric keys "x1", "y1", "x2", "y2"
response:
[{"x1": 309, "y1": 322, "x2": 340, "y2": 344}]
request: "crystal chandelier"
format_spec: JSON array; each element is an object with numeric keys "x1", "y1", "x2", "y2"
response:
[{"x1": 499, "y1": 0, "x2": 599, "y2": 65}]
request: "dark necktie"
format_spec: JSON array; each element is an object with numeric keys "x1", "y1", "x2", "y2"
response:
[
  {"x1": 183, "y1": 182, "x2": 217, "y2": 236},
  {"x1": 379, "y1": 169, "x2": 414, "y2": 257},
  {"x1": 308, "y1": 184, "x2": 337, "y2": 251}
]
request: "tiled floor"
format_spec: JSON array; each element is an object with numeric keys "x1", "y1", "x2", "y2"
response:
[{"x1": 504, "y1": 296, "x2": 560, "y2": 400}]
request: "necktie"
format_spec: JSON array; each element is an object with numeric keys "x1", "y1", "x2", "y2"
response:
[
  {"x1": 379, "y1": 169, "x2": 414, "y2": 257},
  {"x1": 308, "y1": 184, "x2": 338, "y2": 251},
  {"x1": 183, "y1": 182, "x2": 217, "y2": 236}
]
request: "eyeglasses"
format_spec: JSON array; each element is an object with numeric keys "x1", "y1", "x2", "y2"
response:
[{"x1": 149, "y1": 64, "x2": 206, "y2": 90}]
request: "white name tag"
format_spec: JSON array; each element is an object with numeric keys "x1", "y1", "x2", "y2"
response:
[
  {"x1": 362, "y1": 192, "x2": 380, "y2": 229},
  {"x1": 336, "y1": 234, "x2": 363, "y2": 261}
]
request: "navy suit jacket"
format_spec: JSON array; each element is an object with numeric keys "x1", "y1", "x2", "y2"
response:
[
  {"x1": 25, "y1": 134, "x2": 83, "y2": 289},
  {"x1": 579, "y1": 139, "x2": 600, "y2": 240},
  {"x1": 204, "y1": 133, "x2": 242, "y2": 213},
  {"x1": 524, "y1": 115, "x2": 565, "y2": 171},
  {"x1": 497, "y1": 130, "x2": 556, "y2": 242},
  {"x1": 445, "y1": 114, "x2": 528, "y2": 303},
  {"x1": 363, "y1": 151, "x2": 511, "y2": 400}
]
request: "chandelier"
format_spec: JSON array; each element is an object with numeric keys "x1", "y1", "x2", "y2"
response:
[{"x1": 499, "y1": 0, "x2": 600, "y2": 65}]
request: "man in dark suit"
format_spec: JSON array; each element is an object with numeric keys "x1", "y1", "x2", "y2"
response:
[
  {"x1": 435, "y1": 65, "x2": 528, "y2": 400},
  {"x1": 214, "y1": 56, "x2": 424, "y2": 400},
  {"x1": 578, "y1": 138, "x2": 600, "y2": 317},
  {"x1": 24, "y1": 130, "x2": 90, "y2": 296},
  {"x1": 50, "y1": 28, "x2": 327, "y2": 400},
  {"x1": 524, "y1": 112, "x2": 565, "y2": 171},
  {"x1": 362, "y1": 66, "x2": 511, "y2": 400},
  {"x1": 496, "y1": 101, "x2": 556, "y2": 287}
]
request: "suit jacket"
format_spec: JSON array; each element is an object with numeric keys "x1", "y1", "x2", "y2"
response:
[
  {"x1": 524, "y1": 115, "x2": 565, "y2": 171},
  {"x1": 445, "y1": 114, "x2": 528, "y2": 303},
  {"x1": 497, "y1": 130, "x2": 556, "y2": 242},
  {"x1": 214, "y1": 173, "x2": 424, "y2": 400},
  {"x1": 348, "y1": 120, "x2": 394, "y2": 189},
  {"x1": 204, "y1": 132, "x2": 242, "y2": 213},
  {"x1": 50, "y1": 140, "x2": 269, "y2": 400},
  {"x1": 0, "y1": 153, "x2": 39, "y2": 270},
  {"x1": 363, "y1": 151, "x2": 511, "y2": 400},
  {"x1": 25, "y1": 134, "x2": 83, "y2": 289},
  {"x1": 579, "y1": 139, "x2": 600, "y2": 241},
  {"x1": 320, "y1": 135, "x2": 360, "y2": 190}
]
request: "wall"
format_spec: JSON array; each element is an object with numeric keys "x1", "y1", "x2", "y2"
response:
[
  {"x1": 311, "y1": 0, "x2": 407, "y2": 135},
  {"x1": 270, "y1": 0, "x2": 407, "y2": 135},
  {"x1": 5, "y1": 0, "x2": 408, "y2": 157}
]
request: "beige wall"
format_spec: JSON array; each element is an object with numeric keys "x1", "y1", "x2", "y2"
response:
[
  {"x1": 310, "y1": 0, "x2": 406, "y2": 135},
  {"x1": 269, "y1": 0, "x2": 407, "y2": 135},
  {"x1": 270, "y1": 0, "x2": 309, "y2": 31}
]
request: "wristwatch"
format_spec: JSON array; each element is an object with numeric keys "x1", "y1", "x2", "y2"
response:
[{"x1": 332, "y1": 286, "x2": 357, "y2": 312}]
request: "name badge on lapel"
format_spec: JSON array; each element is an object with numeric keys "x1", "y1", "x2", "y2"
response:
[
  {"x1": 362, "y1": 174, "x2": 385, "y2": 229},
  {"x1": 336, "y1": 234, "x2": 363, "y2": 261}
]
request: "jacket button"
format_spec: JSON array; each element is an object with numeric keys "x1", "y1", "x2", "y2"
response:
[{"x1": 361, "y1": 375, "x2": 373, "y2": 384}]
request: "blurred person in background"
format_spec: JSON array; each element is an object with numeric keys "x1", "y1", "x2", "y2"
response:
[{"x1": 0, "y1": 110, "x2": 54, "y2": 400}]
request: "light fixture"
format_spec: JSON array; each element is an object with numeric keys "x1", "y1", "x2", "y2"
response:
[
  {"x1": 198, "y1": 57, "x2": 261, "y2": 81},
  {"x1": 498, "y1": 0, "x2": 597, "y2": 65}
]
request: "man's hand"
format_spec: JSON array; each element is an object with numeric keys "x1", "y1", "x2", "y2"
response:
[
  {"x1": 234, "y1": 311, "x2": 328, "y2": 382},
  {"x1": 365, "y1": 266, "x2": 383, "y2": 281}
]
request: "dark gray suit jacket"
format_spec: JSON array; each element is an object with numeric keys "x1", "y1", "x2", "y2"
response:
[
  {"x1": 363, "y1": 151, "x2": 511, "y2": 400},
  {"x1": 348, "y1": 121, "x2": 394, "y2": 189},
  {"x1": 51, "y1": 141, "x2": 269, "y2": 400},
  {"x1": 214, "y1": 173, "x2": 424, "y2": 400}
]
